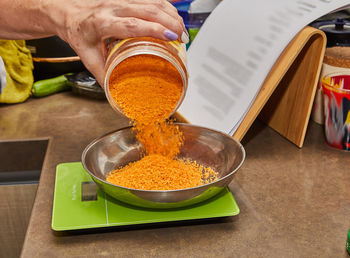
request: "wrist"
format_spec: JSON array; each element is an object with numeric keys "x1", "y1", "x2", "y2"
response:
[{"x1": 43, "y1": 0, "x2": 72, "y2": 42}]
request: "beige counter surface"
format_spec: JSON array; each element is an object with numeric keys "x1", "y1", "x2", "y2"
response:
[{"x1": 0, "y1": 92, "x2": 349, "y2": 258}]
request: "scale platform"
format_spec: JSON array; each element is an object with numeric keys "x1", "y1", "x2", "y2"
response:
[{"x1": 52, "y1": 162, "x2": 240, "y2": 231}]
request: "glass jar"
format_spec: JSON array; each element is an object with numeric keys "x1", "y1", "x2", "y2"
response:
[{"x1": 104, "y1": 37, "x2": 188, "y2": 117}]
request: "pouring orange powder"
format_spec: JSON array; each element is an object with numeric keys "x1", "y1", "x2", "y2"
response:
[
  {"x1": 107, "y1": 54, "x2": 217, "y2": 190},
  {"x1": 108, "y1": 55, "x2": 184, "y2": 158}
]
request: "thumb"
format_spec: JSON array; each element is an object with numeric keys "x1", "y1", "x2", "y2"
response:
[{"x1": 74, "y1": 44, "x2": 106, "y2": 89}]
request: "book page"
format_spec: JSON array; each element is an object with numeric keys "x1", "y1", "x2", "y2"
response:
[{"x1": 178, "y1": 0, "x2": 350, "y2": 135}]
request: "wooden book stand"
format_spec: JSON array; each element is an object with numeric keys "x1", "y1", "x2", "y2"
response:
[{"x1": 175, "y1": 26, "x2": 327, "y2": 148}]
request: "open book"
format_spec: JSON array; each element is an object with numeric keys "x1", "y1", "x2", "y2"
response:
[{"x1": 177, "y1": 0, "x2": 350, "y2": 146}]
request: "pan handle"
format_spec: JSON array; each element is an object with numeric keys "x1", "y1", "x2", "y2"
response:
[{"x1": 32, "y1": 56, "x2": 81, "y2": 63}]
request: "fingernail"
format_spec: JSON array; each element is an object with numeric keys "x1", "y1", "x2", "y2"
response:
[
  {"x1": 182, "y1": 24, "x2": 188, "y2": 35},
  {"x1": 181, "y1": 31, "x2": 189, "y2": 44},
  {"x1": 164, "y1": 30, "x2": 178, "y2": 41},
  {"x1": 184, "y1": 27, "x2": 189, "y2": 36}
]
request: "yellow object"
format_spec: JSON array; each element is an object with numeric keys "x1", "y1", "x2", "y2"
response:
[
  {"x1": 0, "y1": 40, "x2": 33, "y2": 103},
  {"x1": 346, "y1": 111, "x2": 350, "y2": 125}
]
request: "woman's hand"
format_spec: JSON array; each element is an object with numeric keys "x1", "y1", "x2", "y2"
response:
[
  {"x1": 0, "y1": 0, "x2": 188, "y2": 87},
  {"x1": 51, "y1": 0, "x2": 188, "y2": 86}
]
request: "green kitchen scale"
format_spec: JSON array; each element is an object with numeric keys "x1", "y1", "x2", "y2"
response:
[{"x1": 52, "y1": 162, "x2": 240, "y2": 231}]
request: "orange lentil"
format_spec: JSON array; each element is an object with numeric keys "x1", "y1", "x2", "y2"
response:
[
  {"x1": 109, "y1": 54, "x2": 183, "y2": 124},
  {"x1": 107, "y1": 154, "x2": 217, "y2": 190},
  {"x1": 107, "y1": 53, "x2": 218, "y2": 190},
  {"x1": 108, "y1": 54, "x2": 184, "y2": 158}
]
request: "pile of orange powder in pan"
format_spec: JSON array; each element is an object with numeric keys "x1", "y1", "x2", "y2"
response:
[{"x1": 106, "y1": 54, "x2": 217, "y2": 190}]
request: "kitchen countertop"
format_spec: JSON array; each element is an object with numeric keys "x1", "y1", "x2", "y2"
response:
[{"x1": 0, "y1": 92, "x2": 349, "y2": 257}]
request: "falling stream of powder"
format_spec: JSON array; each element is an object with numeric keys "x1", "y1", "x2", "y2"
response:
[{"x1": 107, "y1": 54, "x2": 217, "y2": 190}]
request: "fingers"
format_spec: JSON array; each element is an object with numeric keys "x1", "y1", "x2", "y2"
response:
[
  {"x1": 128, "y1": 0, "x2": 179, "y2": 19},
  {"x1": 98, "y1": 16, "x2": 188, "y2": 43},
  {"x1": 75, "y1": 44, "x2": 106, "y2": 88},
  {"x1": 112, "y1": 3, "x2": 184, "y2": 39},
  {"x1": 135, "y1": 0, "x2": 186, "y2": 32}
]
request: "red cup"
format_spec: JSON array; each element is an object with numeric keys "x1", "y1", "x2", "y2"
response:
[{"x1": 322, "y1": 73, "x2": 350, "y2": 151}]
